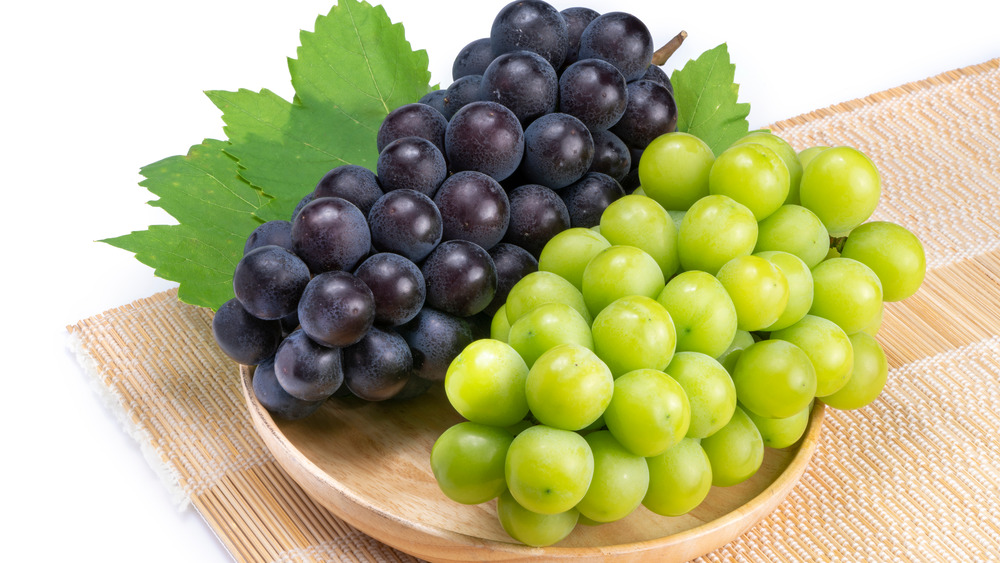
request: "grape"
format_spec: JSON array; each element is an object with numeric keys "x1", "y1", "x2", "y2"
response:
[
  {"x1": 577, "y1": 11, "x2": 653, "y2": 81},
  {"x1": 434, "y1": 171, "x2": 510, "y2": 250},
  {"x1": 313, "y1": 165, "x2": 383, "y2": 217},
  {"x1": 445, "y1": 339, "x2": 529, "y2": 426},
  {"x1": 490, "y1": 305, "x2": 511, "y2": 341},
  {"x1": 610, "y1": 80, "x2": 677, "y2": 149},
  {"x1": 398, "y1": 308, "x2": 474, "y2": 382},
  {"x1": 666, "y1": 352, "x2": 738, "y2": 439},
  {"x1": 377, "y1": 103, "x2": 449, "y2": 156},
  {"x1": 484, "y1": 243, "x2": 538, "y2": 316},
  {"x1": 297, "y1": 271, "x2": 375, "y2": 348},
  {"x1": 716, "y1": 254, "x2": 789, "y2": 332},
  {"x1": 503, "y1": 183, "x2": 571, "y2": 257},
  {"x1": 841, "y1": 221, "x2": 926, "y2": 301},
  {"x1": 291, "y1": 192, "x2": 315, "y2": 222},
  {"x1": 508, "y1": 304, "x2": 594, "y2": 369},
  {"x1": 504, "y1": 270, "x2": 592, "y2": 325},
  {"x1": 368, "y1": 189, "x2": 443, "y2": 263},
  {"x1": 233, "y1": 245, "x2": 311, "y2": 320},
  {"x1": 700, "y1": 405, "x2": 764, "y2": 487},
  {"x1": 480, "y1": 50, "x2": 558, "y2": 125},
  {"x1": 716, "y1": 329, "x2": 754, "y2": 373},
  {"x1": 418, "y1": 89, "x2": 448, "y2": 117},
  {"x1": 441, "y1": 74, "x2": 485, "y2": 120},
  {"x1": 505, "y1": 424, "x2": 594, "y2": 514},
  {"x1": 353, "y1": 253, "x2": 425, "y2": 327},
  {"x1": 576, "y1": 430, "x2": 649, "y2": 523},
  {"x1": 797, "y1": 146, "x2": 828, "y2": 169},
  {"x1": 490, "y1": 0, "x2": 569, "y2": 70},
  {"x1": 558, "y1": 58, "x2": 627, "y2": 131},
  {"x1": 730, "y1": 131, "x2": 803, "y2": 205},
  {"x1": 559, "y1": 172, "x2": 624, "y2": 228},
  {"x1": 537, "y1": 227, "x2": 610, "y2": 290},
  {"x1": 445, "y1": 101, "x2": 525, "y2": 181},
  {"x1": 799, "y1": 146, "x2": 881, "y2": 235},
  {"x1": 599, "y1": 194, "x2": 679, "y2": 280},
  {"x1": 732, "y1": 339, "x2": 816, "y2": 419},
  {"x1": 745, "y1": 404, "x2": 811, "y2": 449},
  {"x1": 637, "y1": 132, "x2": 715, "y2": 211},
  {"x1": 496, "y1": 490, "x2": 578, "y2": 547},
  {"x1": 604, "y1": 368, "x2": 690, "y2": 457},
  {"x1": 376, "y1": 136, "x2": 447, "y2": 196},
  {"x1": 587, "y1": 130, "x2": 631, "y2": 182},
  {"x1": 432, "y1": 421, "x2": 512, "y2": 504},
  {"x1": 342, "y1": 326, "x2": 412, "y2": 401},
  {"x1": 677, "y1": 194, "x2": 758, "y2": 275},
  {"x1": 291, "y1": 196, "x2": 371, "y2": 274},
  {"x1": 655, "y1": 271, "x2": 738, "y2": 358},
  {"x1": 667, "y1": 209, "x2": 685, "y2": 233},
  {"x1": 591, "y1": 295, "x2": 676, "y2": 377},
  {"x1": 756, "y1": 250, "x2": 813, "y2": 331},
  {"x1": 251, "y1": 357, "x2": 325, "y2": 421},
  {"x1": 212, "y1": 298, "x2": 282, "y2": 365},
  {"x1": 422, "y1": 240, "x2": 497, "y2": 317},
  {"x1": 822, "y1": 331, "x2": 889, "y2": 410},
  {"x1": 272, "y1": 328, "x2": 344, "y2": 402},
  {"x1": 560, "y1": 6, "x2": 600, "y2": 67},
  {"x1": 581, "y1": 245, "x2": 664, "y2": 318},
  {"x1": 810, "y1": 257, "x2": 884, "y2": 335},
  {"x1": 637, "y1": 64, "x2": 672, "y2": 94},
  {"x1": 452, "y1": 37, "x2": 494, "y2": 80},
  {"x1": 754, "y1": 204, "x2": 830, "y2": 269},
  {"x1": 244, "y1": 220, "x2": 293, "y2": 255},
  {"x1": 643, "y1": 437, "x2": 712, "y2": 516},
  {"x1": 521, "y1": 113, "x2": 595, "y2": 189},
  {"x1": 709, "y1": 143, "x2": 790, "y2": 221},
  {"x1": 525, "y1": 344, "x2": 612, "y2": 430}
]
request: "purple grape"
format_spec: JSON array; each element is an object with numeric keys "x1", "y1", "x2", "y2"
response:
[
  {"x1": 313, "y1": 165, "x2": 383, "y2": 216},
  {"x1": 376, "y1": 136, "x2": 447, "y2": 197},
  {"x1": 560, "y1": 6, "x2": 600, "y2": 67},
  {"x1": 244, "y1": 220, "x2": 293, "y2": 255},
  {"x1": 503, "y1": 184, "x2": 571, "y2": 257},
  {"x1": 368, "y1": 189, "x2": 443, "y2": 263},
  {"x1": 442, "y1": 74, "x2": 485, "y2": 120},
  {"x1": 521, "y1": 113, "x2": 595, "y2": 189},
  {"x1": 560, "y1": 172, "x2": 625, "y2": 228},
  {"x1": 491, "y1": 0, "x2": 569, "y2": 70},
  {"x1": 212, "y1": 298, "x2": 282, "y2": 365},
  {"x1": 480, "y1": 51, "x2": 558, "y2": 125},
  {"x1": 638, "y1": 63, "x2": 673, "y2": 94},
  {"x1": 419, "y1": 90, "x2": 448, "y2": 117},
  {"x1": 434, "y1": 170, "x2": 510, "y2": 250},
  {"x1": 291, "y1": 196, "x2": 371, "y2": 274},
  {"x1": 588, "y1": 130, "x2": 631, "y2": 181},
  {"x1": 484, "y1": 243, "x2": 539, "y2": 316},
  {"x1": 291, "y1": 192, "x2": 315, "y2": 222},
  {"x1": 578, "y1": 12, "x2": 654, "y2": 81},
  {"x1": 558, "y1": 58, "x2": 628, "y2": 132},
  {"x1": 297, "y1": 271, "x2": 375, "y2": 348},
  {"x1": 342, "y1": 326, "x2": 412, "y2": 401},
  {"x1": 445, "y1": 101, "x2": 524, "y2": 182},
  {"x1": 377, "y1": 103, "x2": 448, "y2": 156},
  {"x1": 354, "y1": 253, "x2": 426, "y2": 327},
  {"x1": 252, "y1": 356, "x2": 325, "y2": 421},
  {"x1": 274, "y1": 329, "x2": 344, "y2": 402},
  {"x1": 398, "y1": 308, "x2": 474, "y2": 382},
  {"x1": 453, "y1": 37, "x2": 494, "y2": 80},
  {"x1": 233, "y1": 245, "x2": 311, "y2": 320},
  {"x1": 610, "y1": 79, "x2": 678, "y2": 149},
  {"x1": 421, "y1": 240, "x2": 498, "y2": 317}
]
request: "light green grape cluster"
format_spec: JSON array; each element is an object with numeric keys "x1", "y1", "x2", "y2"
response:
[{"x1": 430, "y1": 130, "x2": 926, "y2": 547}]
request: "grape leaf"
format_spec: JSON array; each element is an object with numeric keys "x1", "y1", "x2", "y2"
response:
[{"x1": 671, "y1": 43, "x2": 750, "y2": 155}]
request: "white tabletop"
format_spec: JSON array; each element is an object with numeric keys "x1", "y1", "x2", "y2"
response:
[{"x1": 7, "y1": 0, "x2": 998, "y2": 561}]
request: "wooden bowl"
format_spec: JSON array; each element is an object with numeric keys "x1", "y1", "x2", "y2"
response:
[{"x1": 240, "y1": 365, "x2": 825, "y2": 562}]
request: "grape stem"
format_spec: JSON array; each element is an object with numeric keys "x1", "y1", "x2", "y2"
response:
[{"x1": 651, "y1": 30, "x2": 688, "y2": 66}]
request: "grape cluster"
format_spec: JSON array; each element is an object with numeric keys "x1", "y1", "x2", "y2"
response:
[{"x1": 432, "y1": 127, "x2": 927, "y2": 546}]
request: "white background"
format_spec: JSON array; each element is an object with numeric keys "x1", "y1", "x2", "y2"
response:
[{"x1": 3, "y1": 0, "x2": 997, "y2": 561}]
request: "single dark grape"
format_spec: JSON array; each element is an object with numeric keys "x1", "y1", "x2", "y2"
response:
[
  {"x1": 560, "y1": 172, "x2": 625, "y2": 228},
  {"x1": 442, "y1": 74, "x2": 485, "y2": 120},
  {"x1": 398, "y1": 308, "x2": 474, "y2": 382},
  {"x1": 560, "y1": 6, "x2": 600, "y2": 67},
  {"x1": 434, "y1": 170, "x2": 510, "y2": 250},
  {"x1": 233, "y1": 245, "x2": 311, "y2": 320},
  {"x1": 422, "y1": 240, "x2": 498, "y2": 317},
  {"x1": 578, "y1": 11, "x2": 654, "y2": 81},
  {"x1": 313, "y1": 165, "x2": 383, "y2": 216},
  {"x1": 480, "y1": 51, "x2": 558, "y2": 125},
  {"x1": 503, "y1": 184, "x2": 571, "y2": 257},
  {"x1": 354, "y1": 253, "x2": 426, "y2": 327},
  {"x1": 367, "y1": 189, "x2": 443, "y2": 263},
  {"x1": 588, "y1": 130, "x2": 631, "y2": 181},
  {"x1": 638, "y1": 64, "x2": 673, "y2": 94},
  {"x1": 453, "y1": 37, "x2": 494, "y2": 80},
  {"x1": 376, "y1": 136, "x2": 448, "y2": 197},
  {"x1": 610, "y1": 79, "x2": 678, "y2": 149},
  {"x1": 445, "y1": 101, "x2": 524, "y2": 182},
  {"x1": 377, "y1": 103, "x2": 448, "y2": 157},
  {"x1": 484, "y1": 242, "x2": 539, "y2": 316},
  {"x1": 558, "y1": 58, "x2": 628, "y2": 131},
  {"x1": 521, "y1": 112, "x2": 595, "y2": 189},
  {"x1": 418, "y1": 89, "x2": 448, "y2": 117},
  {"x1": 342, "y1": 326, "x2": 412, "y2": 401},
  {"x1": 291, "y1": 196, "x2": 371, "y2": 274},
  {"x1": 491, "y1": 0, "x2": 569, "y2": 69},
  {"x1": 212, "y1": 298, "x2": 282, "y2": 365},
  {"x1": 298, "y1": 271, "x2": 376, "y2": 349},
  {"x1": 252, "y1": 356, "x2": 325, "y2": 421},
  {"x1": 291, "y1": 192, "x2": 315, "y2": 222},
  {"x1": 244, "y1": 220, "x2": 294, "y2": 255},
  {"x1": 274, "y1": 329, "x2": 344, "y2": 402}
]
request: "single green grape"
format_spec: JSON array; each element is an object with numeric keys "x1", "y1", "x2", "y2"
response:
[
  {"x1": 600, "y1": 194, "x2": 680, "y2": 280},
  {"x1": 822, "y1": 331, "x2": 889, "y2": 410},
  {"x1": 797, "y1": 145, "x2": 829, "y2": 169},
  {"x1": 444, "y1": 339, "x2": 529, "y2": 427},
  {"x1": 430, "y1": 421, "x2": 513, "y2": 504},
  {"x1": 732, "y1": 339, "x2": 816, "y2": 419},
  {"x1": 770, "y1": 314, "x2": 854, "y2": 397},
  {"x1": 491, "y1": 304, "x2": 511, "y2": 341},
  {"x1": 756, "y1": 250, "x2": 813, "y2": 331},
  {"x1": 581, "y1": 245, "x2": 665, "y2": 318},
  {"x1": 799, "y1": 146, "x2": 880, "y2": 236},
  {"x1": 505, "y1": 425, "x2": 594, "y2": 515},
  {"x1": 716, "y1": 330, "x2": 755, "y2": 374},
  {"x1": 730, "y1": 131, "x2": 803, "y2": 205},
  {"x1": 841, "y1": 221, "x2": 926, "y2": 301},
  {"x1": 810, "y1": 257, "x2": 883, "y2": 335},
  {"x1": 708, "y1": 143, "x2": 790, "y2": 220},
  {"x1": 637, "y1": 132, "x2": 716, "y2": 211},
  {"x1": 604, "y1": 368, "x2": 690, "y2": 457},
  {"x1": 716, "y1": 254, "x2": 789, "y2": 331},
  {"x1": 525, "y1": 344, "x2": 614, "y2": 431},
  {"x1": 591, "y1": 295, "x2": 676, "y2": 377},
  {"x1": 700, "y1": 405, "x2": 764, "y2": 487},
  {"x1": 678, "y1": 194, "x2": 758, "y2": 275},
  {"x1": 754, "y1": 204, "x2": 830, "y2": 268},
  {"x1": 656, "y1": 270, "x2": 738, "y2": 358},
  {"x1": 538, "y1": 228, "x2": 611, "y2": 290},
  {"x1": 496, "y1": 490, "x2": 579, "y2": 547},
  {"x1": 508, "y1": 302, "x2": 594, "y2": 368},
  {"x1": 862, "y1": 304, "x2": 884, "y2": 336},
  {"x1": 643, "y1": 437, "x2": 713, "y2": 516},
  {"x1": 744, "y1": 402, "x2": 811, "y2": 449},
  {"x1": 505, "y1": 270, "x2": 592, "y2": 325},
  {"x1": 576, "y1": 431, "x2": 650, "y2": 523},
  {"x1": 666, "y1": 351, "x2": 738, "y2": 439}
]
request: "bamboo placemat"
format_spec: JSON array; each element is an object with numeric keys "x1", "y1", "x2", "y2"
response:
[{"x1": 68, "y1": 59, "x2": 1000, "y2": 562}]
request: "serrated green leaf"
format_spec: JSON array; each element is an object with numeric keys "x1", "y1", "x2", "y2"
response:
[{"x1": 671, "y1": 43, "x2": 751, "y2": 155}]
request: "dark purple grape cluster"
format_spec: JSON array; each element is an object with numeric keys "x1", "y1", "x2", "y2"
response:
[{"x1": 212, "y1": 0, "x2": 678, "y2": 420}]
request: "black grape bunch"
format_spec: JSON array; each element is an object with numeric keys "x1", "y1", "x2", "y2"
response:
[{"x1": 212, "y1": 0, "x2": 687, "y2": 421}]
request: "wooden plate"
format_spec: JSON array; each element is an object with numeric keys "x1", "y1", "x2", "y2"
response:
[{"x1": 240, "y1": 365, "x2": 825, "y2": 562}]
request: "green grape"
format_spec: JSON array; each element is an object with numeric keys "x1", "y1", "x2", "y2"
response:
[
  {"x1": 667, "y1": 209, "x2": 686, "y2": 233},
  {"x1": 591, "y1": 295, "x2": 676, "y2": 377},
  {"x1": 732, "y1": 339, "x2": 816, "y2": 419},
  {"x1": 505, "y1": 425, "x2": 594, "y2": 515},
  {"x1": 666, "y1": 351, "x2": 737, "y2": 439},
  {"x1": 600, "y1": 194, "x2": 680, "y2": 280},
  {"x1": 700, "y1": 405, "x2": 764, "y2": 487},
  {"x1": 576, "y1": 431, "x2": 650, "y2": 523},
  {"x1": 822, "y1": 331, "x2": 889, "y2": 410},
  {"x1": 745, "y1": 402, "x2": 811, "y2": 449},
  {"x1": 716, "y1": 329, "x2": 754, "y2": 374},
  {"x1": 756, "y1": 250, "x2": 813, "y2": 331},
  {"x1": 797, "y1": 145, "x2": 828, "y2": 169},
  {"x1": 430, "y1": 422, "x2": 513, "y2": 504},
  {"x1": 637, "y1": 132, "x2": 715, "y2": 211},
  {"x1": 841, "y1": 221, "x2": 926, "y2": 301},
  {"x1": 538, "y1": 228, "x2": 611, "y2": 290},
  {"x1": 799, "y1": 146, "x2": 880, "y2": 235},
  {"x1": 643, "y1": 437, "x2": 713, "y2": 516},
  {"x1": 708, "y1": 143, "x2": 790, "y2": 220},
  {"x1": 656, "y1": 270, "x2": 738, "y2": 358},
  {"x1": 444, "y1": 339, "x2": 529, "y2": 427},
  {"x1": 604, "y1": 368, "x2": 690, "y2": 457},
  {"x1": 525, "y1": 344, "x2": 613, "y2": 431},
  {"x1": 581, "y1": 245, "x2": 665, "y2": 318},
  {"x1": 491, "y1": 304, "x2": 511, "y2": 341},
  {"x1": 678, "y1": 194, "x2": 758, "y2": 275},
  {"x1": 508, "y1": 303, "x2": 594, "y2": 368},
  {"x1": 810, "y1": 257, "x2": 883, "y2": 335},
  {"x1": 770, "y1": 314, "x2": 854, "y2": 397},
  {"x1": 716, "y1": 255, "x2": 789, "y2": 331},
  {"x1": 632, "y1": 186, "x2": 646, "y2": 196},
  {"x1": 862, "y1": 304, "x2": 884, "y2": 336},
  {"x1": 754, "y1": 204, "x2": 831, "y2": 268},
  {"x1": 505, "y1": 270, "x2": 592, "y2": 325},
  {"x1": 496, "y1": 490, "x2": 579, "y2": 547},
  {"x1": 730, "y1": 131, "x2": 803, "y2": 205}
]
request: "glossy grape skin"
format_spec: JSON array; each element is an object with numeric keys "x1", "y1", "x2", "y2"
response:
[
  {"x1": 525, "y1": 343, "x2": 611, "y2": 431},
  {"x1": 732, "y1": 339, "x2": 816, "y2": 419},
  {"x1": 431, "y1": 421, "x2": 513, "y2": 504},
  {"x1": 841, "y1": 221, "x2": 926, "y2": 301},
  {"x1": 666, "y1": 352, "x2": 738, "y2": 439},
  {"x1": 291, "y1": 196, "x2": 371, "y2": 274},
  {"x1": 798, "y1": 146, "x2": 829, "y2": 169},
  {"x1": 746, "y1": 403, "x2": 811, "y2": 449},
  {"x1": 353, "y1": 253, "x2": 425, "y2": 327},
  {"x1": 772, "y1": 315, "x2": 853, "y2": 395},
  {"x1": 274, "y1": 328, "x2": 344, "y2": 402},
  {"x1": 577, "y1": 430, "x2": 649, "y2": 523},
  {"x1": 754, "y1": 204, "x2": 830, "y2": 269},
  {"x1": 599, "y1": 194, "x2": 680, "y2": 280},
  {"x1": 655, "y1": 271, "x2": 738, "y2": 359},
  {"x1": 810, "y1": 257, "x2": 884, "y2": 335},
  {"x1": 505, "y1": 424, "x2": 594, "y2": 514},
  {"x1": 422, "y1": 240, "x2": 498, "y2": 317},
  {"x1": 376, "y1": 103, "x2": 448, "y2": 156},
  {"x1": 484, "y1": 243, "x2": 538, "y2": 316},
  {"x1": 822, "y1": 331, "x2": 889, "y2": 410},
  {"x1": 677, "y1": 194, "x2": 758, "y2": 275},
  {"x1": 233, "y1": 245, "x2": 311, "y2": 320},
  {"x1": 560, "y1": 172, "x2": 624, "y2": 228},
  {"x1": 505, "y1": 270, "x2": 592, "y2": 325},
  {"x1": 251, "y1": 357, "x2": 325, "y2": 421},
  {"x1": 503, "y1": 184, "x2": 571, "y2": 257},
  {"x1": 496, "y1": 490, "x2": 579, "y2": 547},
  {"x1": 490, "y1": 0, "x2": 569, "y2": 70},
  {"x1": 604, "y1": 368, "x2": 690, "y2": 457},
  {"x1": 445, "y1": 339, "x2": 530, "y2": 427},
  {"x1": 591, "y1": 295, "x2": 676, "y2": 378},
  {"x1": 342, "y1": 326, "x2": 412, "y2": 401},
  {"x1": 452, "y1": 37, "x2": 494, "y2": 80},
  {"x1": 610, "y1": 80, "x2": 678, "y2": 149},
  {"x1": 538, "y1": 227, "x2": 610, "y2": 290},
  {"x1": 560, "y1": 6, "x2": 600, "y2": 67},
  {"x1": 442, "y1": 74, "x2": 485, "y2": 120},
  {"x1": 582, "y1": 245, "x2": 665, "y2": 318},
  {"x1": 297, "y1": 271, "x2": 375, "y2": 349},
  {"x1": 509, "y1": 304, "x2": 594, "y2": 369},
  {"x1": 638, "y1": 132, "x2": 715, "y2": 211},
  {"x1": 799, "y1": 146, "x2": 881, "y2": 235},
  {"x1": 418, "y1": 89, "x2": 448, "y2": 117},
  {"x1": 587, "y1": 130, "x2": 631, "y2": 182},
  {"x1": 638, "y1": 64, "x2": 672, "y2": 94},
  {"x1": 730, "y1": 131, "x2": 803, "y2": 205},
  {"x1": 558, "y1": 58, "x2": 627, "y2": 131},
  {"x1": 434, "y1": 171, "x2": 510, "y2": 250},
  {"x1": 481, "y1": 51, "x2": 558, "y2": 125},
  {"x1": 709, "y1": 143, "x2": 790, "y2": 221},
  {"x1": 398, "y1": 307, "x2": 474, "y2": 382},
  {"x1": 212, "y1": 298, "x2": 283, "y2": 365},
  {"x1": 244, "y1": 220, "x2": 293, "y2": 255},
  {"x1": 756, "y1": 250, "x2": 814, "y2": 332},
  {"x1": 376, "y1": 136, "x2": 447, "y2": 197},
  {"x1": 643, "y1": 437, "x2": 712, "y2": 516},
  {"x1": 313, "y1": 165, "x2": 383, "y2": 217},
  {"x1": 368, "y1": 189, "x2": 443, "y2": 263},
  {"x1": 521, "y1": 113, "x2": 595, "y2": 190},
  {"x1": 445, "y1": 101, "x2": 525, "y2": 182},
  {"x1": 491, "y1": 305, "x2": 512, "y2": 341},
  {"x1": 577, "y1": 11, "x2": 653, "y2": 81},
  {"x1": 700, "y1": 405, "x2": 764, "y2": 487}
]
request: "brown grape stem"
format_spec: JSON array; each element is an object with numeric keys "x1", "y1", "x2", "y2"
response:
[{"x1": 651, "y1": 30, "x2": 688, "y2": 66}]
